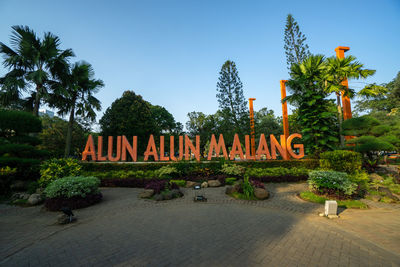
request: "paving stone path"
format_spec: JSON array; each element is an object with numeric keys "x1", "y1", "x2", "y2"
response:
[{"x1": 1, "y1": 182, "x2": 400, "y2": 266}]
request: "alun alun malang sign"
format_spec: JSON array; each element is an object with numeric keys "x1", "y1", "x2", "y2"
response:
[{"x1": 82, "y1": 133, "x2": 304, "y2": 162}]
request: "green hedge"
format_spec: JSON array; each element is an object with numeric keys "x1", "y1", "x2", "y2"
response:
[
  {"x1": 80, "y1": 159, "x2": 319, "y2": 174},
  {"x1": 320, "y1": 150, "x2": 362, "y2": 174},
  {"x1": 45, "y1": 176, "x2": 100, "y2": 198},
  {"x1": 0, "y1": 109, "x2": 42, "y2": 134}
]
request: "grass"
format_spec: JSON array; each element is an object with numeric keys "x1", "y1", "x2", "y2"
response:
[
  {"x1": 229, "y1": 192, "x2": 259, "y2": 201},
  {"x1": 299, "y1": 191, "x2": 368, "y2": 209}
]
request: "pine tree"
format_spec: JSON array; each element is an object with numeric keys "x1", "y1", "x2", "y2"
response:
[
  {"x1": 284, "y1": 14, "x2": 311, "y2": 70},
  {"x1": 216, "y1": 60, "x2": 248, "y2": 134}
]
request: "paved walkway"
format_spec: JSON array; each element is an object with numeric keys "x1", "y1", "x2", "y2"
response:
[{"x1": 1, "y1": 183, "x2": 400, "y2": 266}]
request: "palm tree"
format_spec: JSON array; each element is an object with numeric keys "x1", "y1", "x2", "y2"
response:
[
  {"x1": 0, "y1": 25, "x2": 73, "y2": 115},
  {"x1": 323, "y1": 55, "x2": 376, "y2": 146},
  {"x1": 48, "y1": 61, "x2": 103, "y2": 157}
]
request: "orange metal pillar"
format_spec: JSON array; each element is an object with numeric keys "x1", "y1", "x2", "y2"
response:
[
  {"x1": 280, "y1": 80, "x2": 290, "y2": 142},
  {"x1": 334, "y1": 46, "x2": 352, "y2": 121},
  {"x1": 249, "y1": 98, "x2": 256, "y2": 157}
]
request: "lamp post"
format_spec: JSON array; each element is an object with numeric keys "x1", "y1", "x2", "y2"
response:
[{"x1": 249, "y1": 98, "x2": 256, "y2": 157}]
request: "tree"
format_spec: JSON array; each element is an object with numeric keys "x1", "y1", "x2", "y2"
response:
[
  {"x1": 38, "y1": 115, "x2": 88, "y2": 158},
  {"x1": 216, "y1": 60, "x2": 249, "y2": 135},
  {"x1": 343, "y1": 115, "x2": 399, "y2": 171},
  {"x1": 254, "y1": 108, "x2": 282, "y2": 137},
  {"x1": 286, "y1": 55, "x2": 338, "y2": 155},
  {"x1": 99, "y1": 91, "x2": 180, "y2": 155},
  {"x1": 47, "y1": 61, "x2": 103, "y2": 157},
  {"x1": 0, "y1": 25, "x2": 74, "y2": 116},
  {"x1": 283, "y1": 14, "x2": 310, "y2": 70},
  {"x1": 324, "y1": 55, "x2": 376, "y2": 146},
  {"x1": 355, "y1": 71, "x2": 400, "y2": 115},
  {"x1": 186, "y1": 111, "x2": 217, "y2": 155}
]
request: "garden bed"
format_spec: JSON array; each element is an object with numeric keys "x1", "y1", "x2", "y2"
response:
[{"x1": 45, "y1": 193, "x2": 103, "y2": 211}]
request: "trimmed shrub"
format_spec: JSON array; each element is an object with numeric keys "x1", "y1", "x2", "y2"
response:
[
  {"x1": 308, "y1": 170, "x2": 357, "y2": 197},
  {"x1": 0, "y1": 110, "x2": 42, "y2": 135},
  {"x1": 39, "y1": 158, "x2": 82, "y2": 187},
  {"x1": 221, "y1": 164, "x2": 245, "y2": 176},
  {"x1": 0, "y1": 157, "x2": 41, "y2": 180},
  {"x1": 45, "y1": 176, "x2": 100, "y2": 199},
  {"x1": 80, "y1": 159, "x2": 319, "y2": 174},
  {"x1": 170, "y1": 179, "x2": 186, "y2": 187},
  {"x1": 225, "y1": 177, "x2": 237, "y2": 185},
  {"x1": 320, "y1": 150, "x2": 362, "y2": 174}
]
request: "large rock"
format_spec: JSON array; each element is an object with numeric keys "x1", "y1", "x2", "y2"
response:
[
  {"x1": 186, "y1": 181, "x2": 200, "y2": 188},
  {"x1": 201, "y1": 182, "x2": 208, "y2": 188},
  {"x1": 139, "y1": 189, "x2": 154, "y2": 199},
  {"x1": 208, "y1": 180, "x2": 221, "y2": 187},
  {"x1": 11, "y1": 192, "x2": 30, "y2": 200},
  {"x1": 254, "y1": 188, "x2": 269, "y2": 200},
  {"x1": 27, "y1": 193, "x2": 42, "y2": 205}
]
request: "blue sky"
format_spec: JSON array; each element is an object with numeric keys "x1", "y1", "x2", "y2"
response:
[{"x1": 1, "y1": 0, "x2": 399, "y2": 128}]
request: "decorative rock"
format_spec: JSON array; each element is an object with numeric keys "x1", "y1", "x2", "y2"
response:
[
  {"x1": 208, "y1": 180, "x2": 221, "y2": 187},
  {"x1": 11, "y1": 192, "x2": 30, "y2": 200},
  {"x1": 57, "y1": 214, "x2": 76, "y2": 225},
  {"x1": 154, "y1": 194, "x2": 164, "y2": 201},
  {"x1": 201, "y1": 182, "x2": 208, "y2": 188},
  {"x1": 254, "y1": 188, "x2": 269, "y2": 200},
  {"x1": 27, "y1": 193, "x2": 42, "y2": 205},
  {"x1": 139, "y1": 189, "x2": 155, "y2": 199},
  {"x1": 10, "y1": 180, "x2": 27, "y2": 191},
  {"x1": 186, "y1": 181, "x2": 200, "y2": 188}
]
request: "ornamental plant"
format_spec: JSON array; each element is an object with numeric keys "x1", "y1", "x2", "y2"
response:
[
  {"x1": 242, "y1": 175, "x2": 254, "y2": 199},
  {"x1": 44, "y1": 176, "x2": 100, "y2": 199},
  {"x1": 39, "y1": 158, "x2": 82, "y2": 187},
  {"x1": 154, "y1": 166, "x2": 179, "y2": 179},
  {"x1": 221, "y1": 164, "x2": 245, "y2": 176},
  {"x1": 308, "y1": 170, "x2": 357, "y2": 196}
]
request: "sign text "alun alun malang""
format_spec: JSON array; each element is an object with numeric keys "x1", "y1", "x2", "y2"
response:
[{"x1": 81, "y1": 133, "x2": 304, "y2": 162}]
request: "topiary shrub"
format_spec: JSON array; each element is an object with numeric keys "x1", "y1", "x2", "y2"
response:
[
  {"x1": 44, "y1": 176, "x2": 102, "y2": 211},
  {"x1": 170, "y1": 179, "x2": 186, "y2": 187},
  {"x1": 39, "y1": 158, "x2": 82, "y2": 187},
  {"x1": 308, "y1": 170, "x2": 357, "y2": 199},
  {"x1": 0, "y1": 110, "x2": 46, "y2": 187},
  {"x1": 320, "y1": 150, "x2": 362, "y2": 174}
]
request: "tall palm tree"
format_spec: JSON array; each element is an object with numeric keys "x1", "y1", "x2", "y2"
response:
[
  {"x1": 324, "y1": 56, "x2": 375, "y2": 146},
  {"x1": 48, "y1": 61, "x2": 103, "y2": 157},
  {"x1": 0, "y1": 25, "x2": 73, "y2": 115}
]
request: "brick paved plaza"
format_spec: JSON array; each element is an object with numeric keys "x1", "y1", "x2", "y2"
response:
[{"x1": 1, "y1": 183, "x2": 400, "y2": 266}]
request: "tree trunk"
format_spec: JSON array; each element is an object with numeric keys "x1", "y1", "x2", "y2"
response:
[
  {"x1": 33, "y1": 85, "x2": 41, "y2": 116},
  {"x1": 64, "y1": 103, "x2": 75, "y2": 157},
  {"x1": 336, "y1": 92, "x2": 345, "y2": 147}
]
